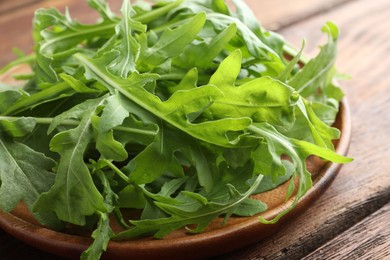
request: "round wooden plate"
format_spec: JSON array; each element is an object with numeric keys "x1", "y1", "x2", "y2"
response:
[{"x1": 0, "y1": 66, "x2": 352, "y2": 259}]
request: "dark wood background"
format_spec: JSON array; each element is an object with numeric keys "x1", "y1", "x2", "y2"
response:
[{"x1": 1, "y1": 0, "x2": 390, "y2": 259}]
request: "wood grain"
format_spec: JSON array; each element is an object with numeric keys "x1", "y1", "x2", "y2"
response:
[
  {"x1": 303, "y1": 202, "x2": 390, "y2": 260},
  {"x1": 220, "y1": 0, "x2": 390, "y2": 258},
  {"x1": 0, "y1": 0, "x2": 41, "y2": 14},
  {"x1": 244, "y1": 0, "x2": 354, "y2": 30}
]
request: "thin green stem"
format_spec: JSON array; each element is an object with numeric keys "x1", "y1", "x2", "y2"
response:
[
  {"x1": 102, "y1": 159, "x2": 130, "y2": 183},
  {"x1": 134, "y1": 0, "x2": 183, "y2": 24},
  {"x1": 0, "y1": 54, "x2": 36, "y2": 75},
  {"x1": 0, "y1": 115, "x2": 157, "y2": 136},
  {"x1": 2, "y1": 81, "x2": 72, "y2": 116}
]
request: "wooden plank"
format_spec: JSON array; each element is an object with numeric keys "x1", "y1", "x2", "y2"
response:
[
  {"x1": 303, "y1": 202, "x2": 390, "y2": 259},
  {"x1": 221, "y1": 0, "x2": 390, "y2": 258},
  {"x1": 0, "y1": 0, "x2": 41, "y2": 15},
  {"x1": 244, "y1": 0, "x2": 353, "y2": 30}
]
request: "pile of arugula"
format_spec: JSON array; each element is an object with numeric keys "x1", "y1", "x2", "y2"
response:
[{"x1": 0, "y1": 0, "x2": 352, "y2": 259}]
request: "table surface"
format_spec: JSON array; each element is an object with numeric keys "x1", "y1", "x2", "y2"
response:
[{"x1": 1, "y1": 0, "x2": 390, "y2": 259}]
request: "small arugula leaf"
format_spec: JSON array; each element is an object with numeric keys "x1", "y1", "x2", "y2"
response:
[
  {"x1": 0, "y1": 90, "x2": 24, "y2": 114},
  {"x1": 0, "y1": 116, "x2": 36, "y2": 138},
  {"x1": 33, "y1": 7, "x2": 117, "y2": 84},
  {"x1": 95, "y1": 126, "x2": 128, "y2": 162},
  {"x1": 137, "y1": 12, "x2": 206, "y2": 71},
  {"x1": 80, "y1": 212, "x2": 114, "y2": 260},
  {"x1": 173, "y1": 23, "x2": 237, "y2": 70},
  {"x1": 124, "y1": 124, "x2": 185, "y2": 185},
  {"x1": 59, "y1": 74, "x2": 100, "y2": 93},
  {"x1": 80, "y1": 167, "x2": 118, "y2": 260},
  {"x1": 34, "y1": 97, "x2": 108, "y2": 225},
  {"x1": 232, "y1": 197, "x2": 267, "y2": 217},
  {"x1": 87, "y1": 0, "x2": 117, "y2": 21},
  {"x1": 288, "y1": 22, "x2": 339, "y2": 97},
  {"x1": 277, "y1": 40, "x2": 305, "y2": 82},
  {"x1": 206, "y1": 13, "x2": 279, "y2": 60},
  {"x1": 98, "y1": 93, "x2": 130, "y2": 133},
  {"x1": 109, "y1": 0, "x2": 146, "y2": 78},
  {"x1": 295, "y1": 97, "x2": 340, "y2": 150}
]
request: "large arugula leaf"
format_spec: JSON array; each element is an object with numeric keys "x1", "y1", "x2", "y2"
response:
[
  {"x1": 74, "y1": 53, "x2": 253, "y2": 148},
  {"x1": 33, "y1": 97, "x2": 107, "y2": 225},
  {"x1": 208, "y1": 49, "x2": 297, "y2": 127},
  {"x1": 115, "y1": 174, "x2": 264, "y2": 239},
  {"x1": 248, "y1": 123, "x2": 352, "y2": 223},
  {"x1": 0, "y1": 135, "x2": 60, "y2": 227}
]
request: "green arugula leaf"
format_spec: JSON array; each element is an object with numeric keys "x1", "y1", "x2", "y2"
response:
[
  {"x1": 288, "y1": 22, "x2": 339, "y2": 98},
  {"x1": 208, "y1": 50, "x2": 298, "y2": 127},
  {"x1": 248, "y1": 122, "x2": 351, "y2": 223},
  {"x1": 0, "y1": 117, "x2": 36, "y2": 138},
  {"x1": 137, "y1": 12, "x2": 206, "y2": 71},
  {"x1": 109, "y1": 0, "x2": 146, "y2": 78},
  {"x1": 75, "y1": 53, "x2": 254, "y2": 148},
  {"x1": 80, "y1": 211, "x2": 114, "y2": 260},
  {"x1": 115, "y1": 174, "x2": 264, "y2": 239},
  {"x1": 0, "y1": 136, "x2": 60, "y2": 227},
  {"x1": 34, "y1": 97, "x2": 107, "y2": 225}
]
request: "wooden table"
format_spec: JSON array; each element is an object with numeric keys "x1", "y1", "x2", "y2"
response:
[{"x1": 1, "y1": 0, "x2": 390, "y2": 259}]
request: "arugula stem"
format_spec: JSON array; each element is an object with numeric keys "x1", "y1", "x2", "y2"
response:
[
  {"x1": 134, "y1": 0, "x2": 183, "y2": 24},
  {"x1": 0, "y1": 54, "x2": 36, "y2": 75},
  {"x1": 40, "y1": 23, "x2": 117, "y2": 53},
  {"x1": 158, "y1": 73, "x2": 208, "y2": 82},
  {"x1": 0, "y1": 115, "x2": 157, "y2": 136},
  {"x1": 102, "y1": 159, "x2": 130, "y2": 183},
  {"x1": 2, "y1": 82, "x2": 72, "y2": 116}
]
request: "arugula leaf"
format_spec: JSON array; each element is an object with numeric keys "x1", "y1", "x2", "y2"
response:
[
  {"x1": 208, "y1": 49, "x2": 298, "y2": 127},
  {"x1": 108, "y1": 0, "x2": 145, "y2": 78},
  {"x1": 115, "y1": 174, "x2": 264, "y2": 239},
  {"x1": 248, "y1": 122, "x2": 351, "y2": 223},
  {"x1": 288, "y1": 22, "x2": 340, "y2": 98},
  {"x1": 0, "y1": 136, "x2": 60, "y2": 228},
  {"x1": 0, "y1": 117, "x2": 36, "y2": 138},
  {"x1": 137, "y1": 12, "x2": 206, "y2": 71},
  {"x1": 75, "y1": 53, "x2": 254, "y2": 148},
  {"x1": 33, "y1": 97, "x2": 108, "y2": 225},
  {"x1": 80, "y1": 212, "x2": 114, "y2": 260}
]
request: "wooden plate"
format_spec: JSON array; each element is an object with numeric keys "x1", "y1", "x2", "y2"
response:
[{"x1": 0, "y1": 67, "x2": 352, "y2": 259}]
